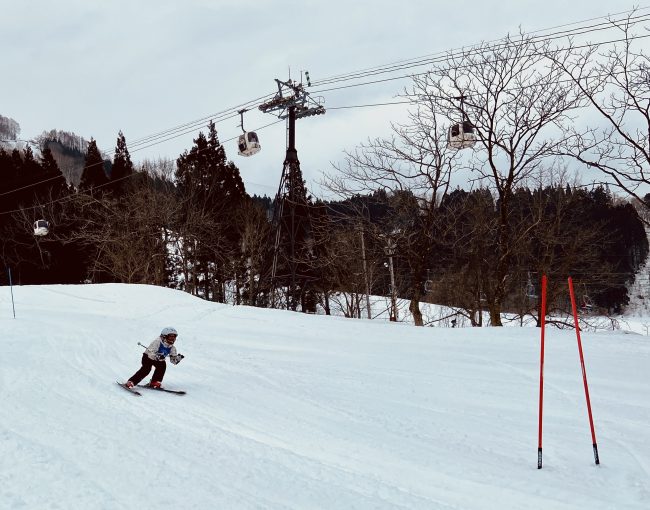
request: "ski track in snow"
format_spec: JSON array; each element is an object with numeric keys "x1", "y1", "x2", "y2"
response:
[{"x1": 2, "y1": 283, "x2": 650, "y2": 509}]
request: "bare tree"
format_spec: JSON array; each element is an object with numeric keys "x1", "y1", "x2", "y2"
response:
[
  {"x1": 417, "y1": 33, "x2": 585, "y2": 325},
  {"x1": 235, "y1": 199, "x2": 272, "y2": 306},
  {"x1": 322, "y1": 107, "x2": 457, "y2": 325},
  {"x1": 171, "y1": 192, "x2": 231, "y2": 299},
  {"x1": 430, "y1": 187, "x2": 496, "y2": 326},
  {"x1": 314, "y1": 221, "x2": 384, "y2": 318},
  {"x1": 555, "y1": 12, "x2": 650, "y2": 216},
  {"x1": 141, "y1": 157, "x2": 176, "y2": 181},
  {"x1": 65, "y1": 173, "x2": 177, "y2": 285}
]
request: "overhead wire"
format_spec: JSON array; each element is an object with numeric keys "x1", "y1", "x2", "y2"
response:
[
  {"x1": 100, "y1": 10, "x2": 650, "y2": 157},
  {"x1": 310, "y1": 9, "x2": 650, "y2": 87},
  {"x1": 0, "y1": 118, "x2": 285, "y2": 216},
  {"x1": 311, "y1": 32, "x2": 650, "y2": 95},
  {"x1": 128, "y1": 92, "x2": 277, "y2": 148},
  {"x1": 1, "y1": 7, "x2": 649, "y2": 206},
  {"x1": 124, "y1": 7, "x2": 650, "y2": 154},
  {"x1": 312, "y1": 6, "x2": 650, "y2": 84}
]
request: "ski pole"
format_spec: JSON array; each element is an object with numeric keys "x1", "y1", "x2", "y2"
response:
[
  {"x1": 568, "y1": 277, "x2": 600, "y2": 465},
  {"x1": 7, "y1": 267, "x2": 16, "y2": 319}
]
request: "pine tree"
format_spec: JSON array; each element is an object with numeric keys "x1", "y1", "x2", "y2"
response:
[
  {"x1": 33, "y1": 146, "x2": 68, "y2": 202},
  {"x1": 40, "y1": 146, "x2": 67, "y2": 194},
  {"x1": 0, "y1": 148, "x2": 19, "y2": 217},
  {"x1": 176, "y1": 122, "x2": 245, "y2": 210},
  {"x1": 206, "y1": 121, "x2": 246, "y2": 206},
  {"x1": 175, "y1": 122, "x2": 246, "y2": 301},
  {"x1": 176, "y1": 131, "x2": 211, "y2": 200},
  {"x1": 11, "y1": 148, "x2": 39, "y2": 207},
  {"x1": 79, "y1": 138, "x2": 109, "y2": 191},
  {"x1": 109, "y1": 131, "x2": 133, "y2": 196}
]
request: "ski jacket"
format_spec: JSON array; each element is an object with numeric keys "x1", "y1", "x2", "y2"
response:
[{"x1": 144, "y1": 336, "x2": 178, "y2": 362}]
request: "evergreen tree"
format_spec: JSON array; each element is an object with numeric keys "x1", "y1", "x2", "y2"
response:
[
  {"x1": 206, "y1": 122, "x2": 246, "y2": 204},
  {"x1": 0, "y1": 148, "x2": 19, "y2": 213},
  {"x1": 0, "y1": 148, "x2": 20, "y2": 273},
  {"x1": 5, "y1": 147, "x2": 41, "y2": 209},
  {"x1": 175, "y1": 122, "x2": 247, "y2": 301},
  {"x1": 176, "y1": 122, "x2": 245, "y2": 209},
  {"x1": 79, "y1": 138, "x2": 109, "y2": 191},
  {"x1": 21, "y1": 145, "x2": 42, "y2": 185},
  {"x1": 38, "y1": 146, "x2": 68, "y2": 199},
  {"x1": 109, "y1": 131, "x2": 133, "y2": 196},
  {"x1": 9, "y1": 148, "x2": 24, "y2": 203},
  {"x1": 176, "y1": 132, "x2": 210, "y2": 199},
  {"x1": 0, "y1": 148, "x2": 11, "y2": 197}
]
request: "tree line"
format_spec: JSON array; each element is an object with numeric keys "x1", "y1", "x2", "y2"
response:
[
  {"x1": 2, "y1": 16, "x2": 650, "y2": 326},
  {"x1": 0, "y1": 129, "x2": 646, "y2": 326}
]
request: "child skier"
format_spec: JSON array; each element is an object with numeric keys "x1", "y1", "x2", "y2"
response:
[{"x1": 125, "y1": 327, "x2": 184, "y2": 389}]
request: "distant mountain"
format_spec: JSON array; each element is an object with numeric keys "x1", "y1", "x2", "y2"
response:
[
  {"x1": 0, "y1": 114, "x2": 20, "y2": 141},
  {"x1": 37, "y1": 130, "x2": 110, "y2": 186}
]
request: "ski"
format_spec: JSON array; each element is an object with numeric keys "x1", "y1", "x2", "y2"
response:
[
  {"x1": 137, "y1": 385, "x2": 186, "y2": 395},
  {"x1": 117, "y1": 381, "x2": 142, "y2": 396}
]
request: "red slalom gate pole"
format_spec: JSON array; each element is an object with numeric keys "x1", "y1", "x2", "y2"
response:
[
  {"x1": 537, "y1": 275, "x2": 547, "y2": 469},
  {"x1": 567, "y1": 277, "x2": 600, "y2": 465}
]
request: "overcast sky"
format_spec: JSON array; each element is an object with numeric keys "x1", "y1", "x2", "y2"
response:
[{"x1": 1, "y1": 1, "x2": 644, "y2": 198}]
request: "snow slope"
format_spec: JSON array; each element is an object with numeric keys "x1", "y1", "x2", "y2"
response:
[{"x1": 2, "y1": 284, "x2": 649, "y2": 509}]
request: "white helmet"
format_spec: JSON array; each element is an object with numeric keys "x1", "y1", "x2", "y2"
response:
[{"x1": 161, "y1": 327, "x2": 178, "y2": 337}]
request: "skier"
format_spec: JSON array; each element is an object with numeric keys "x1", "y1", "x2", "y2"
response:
[{"x1": 125, "y1": 327, "x2": 184, "y2": 389}]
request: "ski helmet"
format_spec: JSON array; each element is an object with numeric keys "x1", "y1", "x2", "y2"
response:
[{"x1": 161, "y1": 327, "x2": 178, "y2": 337}]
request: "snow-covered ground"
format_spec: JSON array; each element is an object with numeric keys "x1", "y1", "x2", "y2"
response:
[{"x1": 2, "y1": 283, "x2": 649, "y2": 509}]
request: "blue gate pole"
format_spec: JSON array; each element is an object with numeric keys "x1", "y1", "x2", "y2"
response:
[{"x1": 7, "y1": 267, "x2": 16, "y2": 318}]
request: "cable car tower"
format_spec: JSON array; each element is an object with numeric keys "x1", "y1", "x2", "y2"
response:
[{"x1": 259, "y1": 76, "x2": 325, "y2": 310}]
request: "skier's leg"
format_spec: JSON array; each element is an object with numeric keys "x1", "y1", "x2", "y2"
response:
[
  {"x1": 128, "y1": 354, "x2": 154, "y2": 385},
  {"x1": 151, "y1": 360, "x2": 167, "y2": 385}
]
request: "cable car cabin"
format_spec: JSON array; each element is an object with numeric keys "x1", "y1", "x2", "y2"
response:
[
  {"x1": 447, "y1": 121, "x2": 477, "y2": 150},
  {"x1": 238, "y1": 131, "x2": 261, "y2": 157},
  {"x1": 33, "y1": 219, "x2": 50, "y2": 236}
]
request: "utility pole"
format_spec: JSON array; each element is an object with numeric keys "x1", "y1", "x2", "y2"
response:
[
  {"x1": 383, "y1": 235, "x2": 398, "y2": 322},
  {"x1": 358, "y1": 224, "x2": 372, "y2": 319},
  {"x1": 259, "y1": 78, "x2": 325, "y2": 311}
]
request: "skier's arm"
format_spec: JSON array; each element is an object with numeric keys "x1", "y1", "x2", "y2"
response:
[
  {"x1": 144, "y1": 338, "x2": 162, "y2": 360},
  {"x1": 169, "y1": 347, "x2": 184, "y2": 365}
]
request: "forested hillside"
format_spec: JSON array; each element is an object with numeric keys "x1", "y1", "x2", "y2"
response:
[{"x1": 2, "y1": 24, "x2": 650, "y2": 326}]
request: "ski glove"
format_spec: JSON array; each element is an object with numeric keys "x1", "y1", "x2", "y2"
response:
[
  {"x1": 155, "y1": 353, "x2": 166, "y2": 361},
  {"x1": 170, "y1": 354, "x2": 184, "y2": 365}
]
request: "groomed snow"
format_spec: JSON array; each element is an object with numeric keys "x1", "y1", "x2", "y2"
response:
[{"x1": 2, "y1": 284, "x2": 649, "y2": 509}]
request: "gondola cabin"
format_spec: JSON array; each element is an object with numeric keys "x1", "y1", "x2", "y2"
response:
[
  {"x1": 238, "y1": 131, "x2": 261, "y2": 157},
  {"x1": 447, "y1": 121, "x2": 477, "y2": 150},
  {"x1": 33, "y1": 219, "x2": 50, "y2": 236}
]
